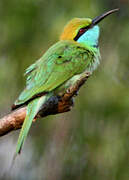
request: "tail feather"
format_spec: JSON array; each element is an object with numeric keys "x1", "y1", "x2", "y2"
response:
[{"x1": 15, "y1": 95, "x2": 49, "y2": 155}]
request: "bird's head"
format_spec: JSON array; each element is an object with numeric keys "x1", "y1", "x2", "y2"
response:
[{"x1": 60, "y1": 9, "x2": 119, "y2": 47}]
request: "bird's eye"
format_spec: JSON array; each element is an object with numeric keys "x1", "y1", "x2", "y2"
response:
[
  {"x1": 79, "y1": 28, "x2": 86, "y2": 35},
  {"x1": 74, "y1": 27, "x2": 87, "y2": 41}
]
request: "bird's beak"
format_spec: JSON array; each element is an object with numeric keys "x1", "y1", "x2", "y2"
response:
[{"x1": 92, "y1": 8, "x2": 119, "y2": 26}]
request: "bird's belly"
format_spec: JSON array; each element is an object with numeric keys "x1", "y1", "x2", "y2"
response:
[
  {"x1": 54, "y1": 71, "x2": 90, "y2": 96},
  {"x1": 54, "y1": 55, "x2": 100, "y2": 96}
]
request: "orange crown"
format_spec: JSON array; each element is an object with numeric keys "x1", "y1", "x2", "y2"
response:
[{"x1": 60, "y1": 18, "x2": 92, "y2": 41}]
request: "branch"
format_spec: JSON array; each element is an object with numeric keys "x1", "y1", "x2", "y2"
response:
[{"x1": 0, "y1": 72, "x2": 90, "y2": 137}]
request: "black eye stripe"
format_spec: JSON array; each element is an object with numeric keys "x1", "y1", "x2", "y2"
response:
[
  {"x1": 74, "y1": 28, "x2": 87, "y2": 41},
  {"x1": 74, "y1": 25, "x2": 92, "y2": 41}
]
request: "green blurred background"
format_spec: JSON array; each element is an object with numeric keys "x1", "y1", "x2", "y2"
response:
[{"x1": 0, "y1": 0, "x2": 129, "y2": 179}]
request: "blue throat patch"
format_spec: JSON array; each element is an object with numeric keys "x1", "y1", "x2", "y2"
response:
[{"x1": 77, "y1": 25, "x2": 100, "y2": 48}]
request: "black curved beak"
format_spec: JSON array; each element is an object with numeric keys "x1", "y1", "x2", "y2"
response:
[
  {"x1": 92, "y1": 8, "x2": 119, "y2": 26},
  {"x1": 74, "y1": 9, "x2": 119, "y2": 41}
]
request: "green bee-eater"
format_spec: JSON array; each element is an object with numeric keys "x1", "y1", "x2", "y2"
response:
[{"x1": 12, "y1": 9, "x2": 118, "y2": 155}]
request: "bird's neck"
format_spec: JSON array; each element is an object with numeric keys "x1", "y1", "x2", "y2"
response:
[{"x1": 77, "y1": 25, "x2": 99, "y2": 48}]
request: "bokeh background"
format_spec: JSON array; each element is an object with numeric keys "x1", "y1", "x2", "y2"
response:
[{"x1": 0, "y1": 0, "x2": 129, "y2": 179}]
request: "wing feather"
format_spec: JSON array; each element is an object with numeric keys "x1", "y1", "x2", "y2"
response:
[{"x1": 14, "y1": 40, "x2": 93, "y2": 106}]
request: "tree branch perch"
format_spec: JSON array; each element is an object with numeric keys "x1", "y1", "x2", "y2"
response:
[{"x1": 0, "y1": 72, "x2": 90, "y2": 137}]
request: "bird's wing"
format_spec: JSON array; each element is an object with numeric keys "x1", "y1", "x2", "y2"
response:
[{"x1": 14, "y1": 40, "x2": 93, "y2": 106}]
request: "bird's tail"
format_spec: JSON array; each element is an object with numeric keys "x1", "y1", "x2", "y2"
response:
[{"x1": 15, "y1": 94, "x2": 50, "y2": 155}]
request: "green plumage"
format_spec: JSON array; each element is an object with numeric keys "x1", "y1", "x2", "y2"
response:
[
  {"x1": 14, "y1": 40, "x2": 99, "y2": 155},
  {"x1": 13, "y1": 19, "x2": 102, "y2": 155},
  {"x1": 12, "y1": 8, "x2": 118, "y2": 156},
  {"x1": 15, "y1": 95, "x2": 50, "y2": 154},
  {"x1": 15, "y1": 40, "x2": 98, "y2": 106}
]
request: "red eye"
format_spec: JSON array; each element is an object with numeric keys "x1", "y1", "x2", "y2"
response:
[{"x1": 79, "y1": 28, "x2": 85, "y2": 34}]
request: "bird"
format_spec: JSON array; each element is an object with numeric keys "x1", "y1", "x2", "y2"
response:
[{"x1": 12, "y1": 9, "x2": 119, "y2": 155}]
